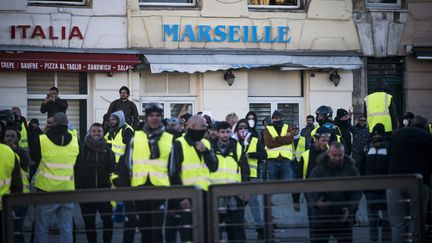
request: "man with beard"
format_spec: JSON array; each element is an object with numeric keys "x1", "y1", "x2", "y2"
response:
[
  {"x1": 2, "y1": 127, "x2": 30, "y2": 243},
  {"x1": 40, "y1": 87, "x2": 68, "y2": 118},
  {"x1": 167, "y1": 115, "x2": 218, "y2": 242},
  {"x1": 352, "y1": 115, "x2": 369, "y2": 166},
  {"x1": 75, "y1": 123, "x2": 115, "y2": 243},
  {"x1": 308, "y1": 142, "x2": 361, "y2": 243},
  {"x1": 263, "y1": 110, "x2": 295, "y2": 181},
  {"x1": 211, "y1": 121, "x2": 248, "y2": 242},
  {"x1": 107, "y1": 86, "x2": 139, "y2": 129},
  {"x1": 129, "y1": 102, "x2": 174, "y2": 242},
  {"x1": 300, "y1": 115, "x2": 316, "y2": 150}
]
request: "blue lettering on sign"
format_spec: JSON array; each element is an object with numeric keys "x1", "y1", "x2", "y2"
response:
[
  {"x1": 163, "y1": 24, "x2": 179, "y2": 41},
  {"x1": 162, "y1": 24, "x2": 291, "y2": 43},
  {"x1": 214, "y1": 25, "x2": 227, "y2": 42}
]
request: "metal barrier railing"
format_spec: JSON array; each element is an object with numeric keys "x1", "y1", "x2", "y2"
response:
[
  {"x1": 2, "y1": 186, "x2": 204, "y2": 243},
  {"x1": 207, "y1": 174, "x2": 424, "y2": 243}
]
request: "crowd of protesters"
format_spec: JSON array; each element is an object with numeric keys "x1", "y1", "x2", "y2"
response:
[{"x1": 1, "y1": 83, "x2": 432, "y2": 243}]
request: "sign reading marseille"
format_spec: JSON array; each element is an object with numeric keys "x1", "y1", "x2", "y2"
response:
[{"x1": 163, "y1": 24, "x2": 291, "y2": 43}]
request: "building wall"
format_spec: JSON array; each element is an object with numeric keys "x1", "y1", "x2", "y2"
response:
[
  {"x1": 398, "y1": 1, "x2": 432, "y2": 120},
  {"x1": 0, "y1": 0, "x2": 131, "y2": 126}
]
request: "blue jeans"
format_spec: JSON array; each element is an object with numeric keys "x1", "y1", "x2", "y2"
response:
[
  {"x1": 34, "y1": 203, "x2": 74, "y2": 243},
  {"x1": 387, "y1": 183, "x2": 429, "y2": 243},
  {"x1": 248, "y1": 178, "x2": 264, "y2": 227},
  {"x1": 365, "y1": 192, "x2": 390, "y2": 241},
  {"x1": 266, "y1": 158, "x2": 294, "y2": 181}
]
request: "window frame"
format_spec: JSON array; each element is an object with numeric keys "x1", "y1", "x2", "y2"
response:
[
  {"x1": 248, "y1": 0, "x2": 301, "y2": 10},
  {"x1": 138, "y1": 0, "x2": 196, "y2": 7},
  {"x1": 141, "y1": 96, "x2": 196, "y2": 118},
  {"x1": 365, "y1": 0, "x2": 401, "y2": 9},
  {"x1": 28, "y1": 0, "x2": 86, "y2": 5},
  {"x1": 248, "y1": 97, "x2": 304, "y2": 130}
]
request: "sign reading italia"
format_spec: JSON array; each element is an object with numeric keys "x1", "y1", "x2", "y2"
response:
[
  {"x1": 163, "y1": 24, "x2": 291, "y2": 43},
  {"x1": 10, "y1": 25, "x2": 84, "y2": 40}
]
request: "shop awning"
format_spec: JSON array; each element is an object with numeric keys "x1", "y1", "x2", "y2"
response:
[
  {"x1": 0, "y1": 51, "x2": 140, "y2": 72},
  {"x1": 144, "y1": 54, "x2": 363, "y2": 73}
]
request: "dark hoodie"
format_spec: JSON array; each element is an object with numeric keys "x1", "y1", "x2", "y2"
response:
[
  {"x1": 308, "y1": 153, "x2": 362, "y2": 216},
  {"x1": 32, "y1": 125, "x2": 73, "y2": 167},
  {"x1": 245, "y1": 111, "x2": 261, "y2": 141}
]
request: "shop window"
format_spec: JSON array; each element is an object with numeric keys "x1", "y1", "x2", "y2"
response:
[
  {"x1": 138, "y1": 0, "x2": 195, "y2": 7},
  {"x1": 248, "y1": 0, "x2": 300, "y2": 9},
  {"x1": 142, "y1": 98, "x2": 195, "y2": 118},
  {"x1": 366, "y1": 0, "x2": 401, "y2": 9},
  {"x1": 28, "y1": 0, "x2": 86, "y2": 5},
  {"x1": 249, "y1": 98, "x2": 303, "y2": 131}
]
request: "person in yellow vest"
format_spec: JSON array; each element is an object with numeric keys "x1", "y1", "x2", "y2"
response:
[
  {"x1": 11, "y1": 107, "x2": 29, "y2": 152},
  {"x1": 128, "y1": 102, "x2": 174, "y2": 243},
  {"x1": 211, "y1": 121, "x2": 248, "y2": 241},
  {"x1": 2, "y1": 127, "x2": 29, "y2": 243},
  {"x1": 32, "y1": 112, "x2": 79, "y2": 243},
  {"x1": 0, "y1": 142, "x2": 23, "y2": 239},
  {"x1": 167, "y1": 115, "x2": 218, "y2": 242},
  {"x1": 364, "y1": 79, "x2": 398, "y2": 135},
  {"x1": 263, "y1": 110, "x2": 295, "y2": 181},
  {"x1": 293, "y1": 126, "x2": 330, "y2": 213},
  {"x1": 232, "y1": 118, "x2": 267, "y2": 239},
  {"x1": 292, "y1": 124, "x2": 307, "y2": 162},
  {"x1": 104, "y1": 110, "x2": 135, "y2": 242},
  {"x1": 300, "y1": 115, "x2": 316, "y2": 150}
]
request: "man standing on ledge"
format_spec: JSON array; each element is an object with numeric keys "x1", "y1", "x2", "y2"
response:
[
  {"x1": 107, "y1": 86, "x2": 139, "y2": 129},
  {"x1": 40, "y1": 87, "x2": 68, "y2": 118}
]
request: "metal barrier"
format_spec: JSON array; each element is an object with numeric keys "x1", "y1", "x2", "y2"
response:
[
  {"x1": 208, "y1": 174, "x2": 424, "y2": 243},
  {"x1": 2, "y1": 186, "x2": 204, "y2": 243}
]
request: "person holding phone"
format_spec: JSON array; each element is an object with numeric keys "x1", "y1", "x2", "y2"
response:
[{"x1": 40, "y1": 87, "x2": 68, "y2": 118}]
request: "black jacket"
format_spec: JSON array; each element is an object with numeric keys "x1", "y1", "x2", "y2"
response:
[
  {"x1": 308, "y1": 154, "x2": 362, "y2": 214},
  {"x1": 107, "y1": 99, "x2": 139, "y2": 128},
  {"x1": 75, "y1": 143, "x2": 115, "y2": 189},
  {"x1": 360, "y1": 141, "x2": 390, "y2": 176},
  {"x1": 40, "y1": 98, "x2": 68, "y2": 118},
  {"x1": 389, "y1": 124, "x2": 432, "y2": 185}
]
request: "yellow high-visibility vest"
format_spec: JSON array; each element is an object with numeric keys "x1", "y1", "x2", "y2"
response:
[
  {"x1": 301, "y1": 150, "x2": 311, "y2": 179},
  {"x1": 105, "y1": 124, "x2": 134, "y2": 163},
  {"x1": 265, "y1": 124, "x2": 293, "y2": 160},
  {"x1": 0, "y1": 144, "x2": 16, "y2": 210},
  {"x1": 131, "y1": 131, "x2": 173, "y2": 187},
  {"x1": 211, "y1": 142, "x2": 242, "y2": 184},
  {"x1": 19, "y1": 123, "x2": 28, "y2": 151},
  {"x1": 178, "y1": 136, "x2": 212, "y2": 191},
  {"x1": 294, "y1": 136, "x2": 306, "y2": 162},
  {"x1": 364, "y1": 92, "x2": 393, "y2": 133},
  {"x1": 14, "y1": 153, "x2": 30, "y2": 193},
  {"x1": 35, "y1": 134, "x2": 79, "y2": 192},
  {"x1": 246, "y1": 137, "x2": 259, "y2": 178}
]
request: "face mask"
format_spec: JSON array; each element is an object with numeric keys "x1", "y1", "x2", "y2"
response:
[
  {"x1": 248, "y1": 120, "x2": 255, "y2": 128},
  {"x1": 403, "y1": 119, "x2": 409, "y2": 127},
  {"x1": 188, "y1": 129, "x2": 206, "y2": 142},
  {"x1": 273, "y1": 120, "x2": 283, "y2": 127}
]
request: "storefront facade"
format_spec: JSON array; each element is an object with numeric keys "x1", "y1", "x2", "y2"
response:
[
  {"x1": 128, "y1": 0, "x2": 362, "y2": 127},
  {"x1": 0, "y1": 0, "x2": 137, "y2": 137}
]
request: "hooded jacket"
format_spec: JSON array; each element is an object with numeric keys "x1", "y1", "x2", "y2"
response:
[{"x1": 107, "y1": 98, "x2": 139, "y2": 128}]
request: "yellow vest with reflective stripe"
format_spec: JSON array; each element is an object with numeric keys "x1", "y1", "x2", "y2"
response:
[
  {"x1": 301, "y1": 150, "x2": 310, "y2": 179},
  {"x1": 105, "y1": 124, "x2": 134, "y2": 163},
  {"x1": 131, "y1": 131, "x2": 173, "y2": 187},
  {"x1": 35, "y1": 134, "x2": 79, "y2": 192},
  {"x1": 0, "y1": 144, "x2": 16, "y2": 210},
  {"x1": 19, "y1": 123, "x2": 29, "y2": 150},
  {"x1": 364, "y1": 92, "x2": 393, "y2": 133},
  {"x1": 178, "y1": 136, "x2": 212, "y2": 191},
  {"x1": 294, "y1": 136, "x2": 306, "y2": 162},
  {"x1": 265, "y1": 124, "x2": 293, "y2": 160},
  {"x1": 246, "y1": 137, "x2": 259, "y2": 178},
  {"x1": 14, "y1": 153, "x2": 30, "y2": 193},
  {"x1": 211, "y1": 142, "x2": 242, "y2": 184}
]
